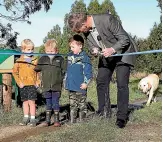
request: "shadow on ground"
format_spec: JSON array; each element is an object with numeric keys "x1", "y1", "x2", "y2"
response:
[{"x1": 36, "y1": 100, "x2": 146, "y2": 125}]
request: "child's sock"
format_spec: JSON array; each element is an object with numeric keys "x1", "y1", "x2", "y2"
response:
[
  {"x1": 24, "y1": 115, "x2": 29, "y2": 118},
  {"x1": 31, "y1": 116, "x2": 35, "y2": 119}
]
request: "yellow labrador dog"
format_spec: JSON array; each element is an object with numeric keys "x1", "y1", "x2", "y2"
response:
[{"x1": 138, "y1": 74, "x2": 159, "y2": 106}]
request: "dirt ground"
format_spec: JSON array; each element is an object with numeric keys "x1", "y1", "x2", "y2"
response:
[
  {"x1": 0, "y1": 121, "x2": 161, "y2": 142},
  {"x1": 0, "y1": 98, "x2": 162, "y2": 142},
  {"x1": 120, "y1": 123, "x2": 162, "y2": 142},
  {"x1": 0, "y1": 125, "x2": 63, "y2": 142}
]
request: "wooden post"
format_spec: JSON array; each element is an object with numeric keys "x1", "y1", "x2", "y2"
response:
[
  {"x1": 2, "y1": 73, "x2": 12, "y2": 112},
  {"x1": 0, "y1": 85, "x2": 3, "y2": 109}
]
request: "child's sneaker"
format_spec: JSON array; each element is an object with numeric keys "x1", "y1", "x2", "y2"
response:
[
  {"x1": 28, "y1": 119, "x2": 37, "y2": 127},
  {"x1": 19, "y1": 117, "x2": 30, "y2": 126}
]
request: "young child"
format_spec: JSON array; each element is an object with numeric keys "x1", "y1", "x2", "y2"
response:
[
  {"x1": 12, "y1": 39, "x2": 39, "y2": 126},
  {"x1": 35, "y1": 39, "x2": 65, "y2": 127},
  {"x1": 65, "y1": 34, "x2": 93, "y2": 123}
]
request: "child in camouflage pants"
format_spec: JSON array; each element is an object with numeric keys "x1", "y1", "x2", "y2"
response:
[{"x1": 65, "y1": 34, "x2": 93, "y2": 123}]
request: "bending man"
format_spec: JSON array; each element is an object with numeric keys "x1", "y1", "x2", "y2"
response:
[{"x1": 68, "y1": 12, "x2": 137, "y2": 128}]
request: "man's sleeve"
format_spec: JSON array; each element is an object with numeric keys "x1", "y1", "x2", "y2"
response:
[
  {"x1": 107, "y1": 15, "x2": 130, "y2": 52},
  {"x1": 83, "y1": 55, "x2": 93, "y2": 85}
]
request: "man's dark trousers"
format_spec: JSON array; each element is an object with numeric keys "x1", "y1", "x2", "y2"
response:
[{"x1": 96, "y1": 57, "x2": 131, "y2": 120}]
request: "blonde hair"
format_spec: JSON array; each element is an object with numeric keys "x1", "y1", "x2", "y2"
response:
[
  {"x1": 44, "y1": 39, "x2": 58, "y2": 51},
  {"x1": 21, "y1": 39, "x2": 34, "y2": 50}
]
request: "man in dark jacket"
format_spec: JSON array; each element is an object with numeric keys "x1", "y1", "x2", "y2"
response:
[
  {"x1": 68, "y1": 13, "x2": 137, "y2": 128},
  {"x1": 35, "y1": 39, "x2": 65, "y2": 127}
]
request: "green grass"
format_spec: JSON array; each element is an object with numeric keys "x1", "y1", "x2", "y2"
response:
[
  {"x1": 131, "y1": 101, "x2": 162, "y2": 123},
  {"x1": 25, "y1": 118, "x2": 124, "y2": 142},
  {"x1": 24, "y1": 78, "x2": 162, "y2": 142},
  {"x1": 0, "y1": 105, "x2": 23, "y2": 126},
  {"x1": 0, "y1": 79, "x2": 161, "y2": 126},
  {"x1": 0, "y1": 77, "x2": 162, "y2": 142},
  {"x1": 0, "y1": 104, "x2": 46, "y2": 127},
  {"x1": 25, "y1": 101, "x2": 162, "y2": 142}
]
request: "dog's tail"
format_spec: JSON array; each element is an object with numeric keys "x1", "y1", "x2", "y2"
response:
[
  {"x1": 153, "y1": 72, "x2": 162, "y2": 84},
  {"x1": 153, "y1": 72, "x2": 162, "y2": 80}
]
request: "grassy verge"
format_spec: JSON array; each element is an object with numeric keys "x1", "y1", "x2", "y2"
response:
[
  {"x1": 25, "y1": 101, "x2": 162, "y2": 142},
  {"x1": 24, "y1": 79, "x2": 161, "y2": 142},
  {"x1": 0, "y1": 77, "x2": 161, "y2": 142},
  {"x1": 131, "y1": 101, "x2": 162, "y2": 124}
]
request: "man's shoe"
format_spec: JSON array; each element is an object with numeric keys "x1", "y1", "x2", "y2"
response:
[{"x1": 116, "y1": 119, "x2": 127, "y2": 128}]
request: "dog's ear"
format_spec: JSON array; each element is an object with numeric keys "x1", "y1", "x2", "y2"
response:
[{"x1": 147, "y1": 82, "x2": 152, "y2": 89}]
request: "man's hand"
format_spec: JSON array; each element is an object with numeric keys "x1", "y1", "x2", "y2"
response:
[
  {"x1": 102, "y1": 47, "x2": 116, "y2": 58},
  {"x1": 80, "y1": 83, "x2": 88, "y2": 90},
  {"x1": 19, "y1": 83, "x2": 24, "y2": 88}
]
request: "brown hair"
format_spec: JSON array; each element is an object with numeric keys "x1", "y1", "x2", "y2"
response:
[
  {"x1": 21, "y1": 39, "x2": 34, "y2": 50},
  {"x1": 68, "y1": 13, "x2": 87, "y2": 31},
  {"x1": 44, "y1": 39, "x2": 58, "y2": 52},
  {"x1": 69, "y1": 34, "x2": 84, "y2": 47}
]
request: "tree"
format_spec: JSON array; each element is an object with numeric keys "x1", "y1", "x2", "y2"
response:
[
  {"x1": 100, "y1": 0, "x2": 121, "y2": 22},
  {"x1": 61, "y1": 0, "x2": 87, "y2": 54},
  {"x1": 87, "y1": 0, "x2": 101, "y2": 14},
  {"x1": 70, "y1": 0, "x2": 87, "y2": 14},
  {"x1": 44, "y1": 24, "x2": 62, "y2": 44},
  {"x1": 146, "y1": 23, "x2": 162, "y2": 73},
  {"x1": 38, "y1": 45, "x2": 45, "y2": 53},
  {"x1": 135, "y1": 23, "x2": 162, "y2": 73},
  {"x1": 157, "y1": 0, "x2": 162, "y2": 11},
  {"x1": 134, "y1": 38, "x2": 149, "y2": 72},
  {"x1": 0, "y1": 0, "x2": 52, "y2": 22},
  {"x1": 0, "y1": 0, "x2": 53, "y2": 49},
  {"x1": 61, "y1": 14, "x2": 71, "y2": 54},
  {"x1": 42, "y1": 24, "x2": 66, "y2": 53},
  {"x1": 0, "y1": 23, "x2": 18, "y2": 49},
  {"x1": 134, "y1": 0, "x2": 162, "y2": 73},
  {"x1": 157, "y1": 0, "x2": 162, "y2": 22}
]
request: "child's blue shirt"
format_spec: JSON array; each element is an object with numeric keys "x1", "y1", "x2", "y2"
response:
[{"x1": 65, "y1": 51, "x2": 92, "y2": 93}]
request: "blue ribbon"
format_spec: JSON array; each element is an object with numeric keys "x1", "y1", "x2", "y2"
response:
[{"x1": 0, "y1": 49, "x2": 161, "y2": 56}]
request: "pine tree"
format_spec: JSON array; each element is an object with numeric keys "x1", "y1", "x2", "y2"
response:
[
  {"x1": 70, "y1": 0, "x2": 87, "y2": 14},
  {"x1": 61, "y1": 0, "x2": 87, "y2": 54},
  {"x1": 41, "y1": 24, "x2": 63, "y2": 53},
  {"x1": 0, "y1": 0, "x2": 53, "y2": 49},
  {"x1": 100, "y1": 0, "x2": 121, "y2": 22},
  {"x1": 87, "y1": 0, "x2": 101, "y2": 14}
]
